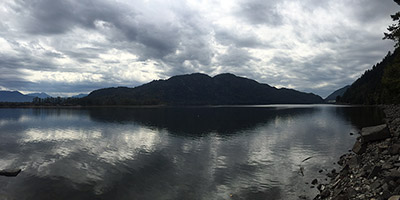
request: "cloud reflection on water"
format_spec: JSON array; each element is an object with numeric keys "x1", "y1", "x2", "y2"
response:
[{"x1": 0, "y1": 106, "x2": 384, "y2": 200}]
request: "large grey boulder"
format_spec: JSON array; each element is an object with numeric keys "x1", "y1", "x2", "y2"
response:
[{"x1": 360, "y1": 124, "x2": 391, "y2": 143}]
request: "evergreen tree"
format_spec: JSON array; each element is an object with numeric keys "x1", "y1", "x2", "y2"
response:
[{"x1": 384, "y1": 0, "x2": 400, "y2": 47}]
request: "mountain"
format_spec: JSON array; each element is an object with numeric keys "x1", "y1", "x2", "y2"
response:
[
  {"x1": 83, "y1": 73, "x2": 324, "y2": 105},
  {"x1": 341, "y1": 48, "x2": 400, "y2": 104},
  {"x1": 325, "y1": 85, "x2": 350, "y2": 103},
  {"x1": 27, "y1": 92, "x2": 52, "y2": 99},
  {"x1": 72, "y1": 93, "x2": 88, "y2": 98},
  {"x1": 0, "y1": 91, "x2": 34, "y2": 102}
]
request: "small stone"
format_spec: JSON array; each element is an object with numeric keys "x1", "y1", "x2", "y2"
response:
[
  {"x1": 299, "y1": 195, "x2": 307, "y2": 199},
  {"x1": 388, "y1": 169, "x2": 400, "y2": 178},
  {"x1": 370, "y1": 180, "x2": 381, "y2": 190},
  {"x1": 390, "y1": 144, "x2": 400, "y2": 155},
  {"x1": 394, "y1": 185, "x2": 400, "y2": 194},
  {"x1": 320, "y1": 189, "x2": 330, "y2": 198},
  {"x1": 389, "y1": 195, "x2": 400, "y2": 200},
  {"x1": 347, "y1": 156, "x2": 359, "y2": 168},
  {"x1": 317, "y1": 184, "x2": 325, "y2": 192},
  {"x1": 319, "y1": 169, "x2": 323, "y2": 173},
  {"x1": 0, "y1": 169, "x2": 22, "y2": 177},
  {"x1": 367, "y1": 166, "x2": 382, "y2": 179},
  {"x1": 382, "y1": 162, "x2": 394, "y2": 169},
  {"x1": 352, "y1": 140, "x2": 367, "y2": 154},
  {"x1": 311, "y1": 179, "x2": 318, "y2": 185},
  {"x1": 346, "y1": 188, "x2": 357, "y2": 198},
  {"x1": 333, "y1": 187, "x2": 343, "y2": 197}
]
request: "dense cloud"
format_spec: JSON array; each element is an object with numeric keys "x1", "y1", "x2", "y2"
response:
[{"x1": 0, "y1": 0, "x2": 398, "y2": 97}]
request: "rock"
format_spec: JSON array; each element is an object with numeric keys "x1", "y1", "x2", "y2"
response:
[
  {"x1": 360, "y1": 124, "x2": 391, "y2": 143},
  {"x1": 0, "y1": 169, "x2": 22, "y2": 177},
  {"x1": 388, "y1": 169, "x2": 400, "y2": 178},
  {"x1": 382, "y1": 162, "x2": 393, "y2": 169},
  {"x1": 370, "y1": 180, "x2": 381, "y2": 190},
  {"x1": 349, "y1": 132, "x2": 354, "y2": 135},
  {"x1": 299, "y1": 195, "x2": 307, "y2": 199},
  {"x1": 311, "y1": 179, "x2": 318, "y2": 185},
  {"x1": 347, "y1": 156, "x2": 359, "y2": 168},
  {"x1": 390, "y1": 143, "x2": 400, "y2": 155},
  {"x1": 346, "y1": 188, "x2": 357, "y2": 198},
  {"x1": 367, "y1": 166, "x2": 381, "y2": 179},
  {"x1": 352, "y1": 140, "x2": 367, "y2": 154},
  {"x1": 317, "y1": 184, "x2": 325, "y2": 192},
  {"x1": 320, "y1": 189, "x2": 330, "y2": 198},
  {"x1": 314, "y1": 106, "x2": 400, "y2": 200},
  {"x1": 394, "y1": 185, "x2": 400, "y2": 193},
  {"x1": 389, "y1": 195, "x2": 400, "y2": 200}
]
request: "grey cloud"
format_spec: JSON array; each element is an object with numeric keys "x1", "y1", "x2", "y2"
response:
[
  {"x1": 268, "y1": 35, "x2": 395, "y2": 97},
  {"x1": 0, "y1": 0, "x2": 398, "y2": 97},
  {"x1": 351, "y1": 0, "x2": 398, "y2": 23},
  {"x1": 236, "y1": 0, "x2": 282, "y2": 26},
  {"x1": 14, "y1": 0, "x2": 120, "y2": 35},
  {"x1": 214, "y1": 29, "x2": 267, "y2": 48},
  {"x1": 217, "y1": 47, "x2": 257, "y2": 67}
]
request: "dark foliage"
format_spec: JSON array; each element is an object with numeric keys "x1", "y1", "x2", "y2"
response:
[
  {"x1": 82, "y1": 73, "x2": 324, "y2": 105},
  {"x1": 384, "y1": 0, "x2": 400, "y2": 47},
  {"x1": 341, "y1": 49, "x2": 400, "y2": 104}
]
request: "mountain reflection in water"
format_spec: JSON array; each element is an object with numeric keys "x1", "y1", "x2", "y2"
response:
[{"x1": 0, "y1": 105, "x2": 383, "y2": 200}]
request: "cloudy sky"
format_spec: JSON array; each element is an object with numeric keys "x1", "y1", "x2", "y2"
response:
[{"x1": 0, "y1": 0, "x2": 398, "y2": 97}]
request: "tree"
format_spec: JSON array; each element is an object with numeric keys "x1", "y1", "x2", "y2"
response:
[{"x1": 383, "y1": 0, "x2": 400, "y2": 47}]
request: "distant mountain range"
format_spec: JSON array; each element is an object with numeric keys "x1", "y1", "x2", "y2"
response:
[
  {"x1": 83, "y1": 73, "x2": 324, "y2": 105},
  {"x1": 72, "y1": 93, "x2": 88, "y2": 98},
  {"x1": 325, "y1": 85, "x2": 350, "y2": 103},
  {"x1": 27, "y1": 92, "x2": 52, "y2": 99},
  {"x1": 0, "y1": 91, "x2": 35, "y2": 102}
]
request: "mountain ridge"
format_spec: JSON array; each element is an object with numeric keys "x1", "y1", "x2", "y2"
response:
[
  {"x1": 0, "y1": 91, "x2": 34, "y2": 102},
  {"x1": 83, "y1": 73, "x2": 324, "y2": 105},
  {"x1": 325, "y1": 85, "x2": 350, "y2": 103}
]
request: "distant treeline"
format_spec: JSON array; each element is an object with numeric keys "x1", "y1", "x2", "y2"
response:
[{"x1": 0, "y1": 97, "x2": 82, "y2": 107}]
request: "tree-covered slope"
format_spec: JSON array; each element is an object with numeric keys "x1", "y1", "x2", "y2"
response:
[
  {"x1": 82, "y1": 73, "x2": 324, "y2": 105},
  {"x1": 341, "y1": 49, "x2": 400, "y2": 104}
]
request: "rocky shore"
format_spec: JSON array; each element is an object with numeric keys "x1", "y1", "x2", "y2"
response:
[{"x1": 314, "y1": 105, "x2": 400, "y2": 200}]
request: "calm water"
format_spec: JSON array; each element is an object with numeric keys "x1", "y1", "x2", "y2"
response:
[{"x1": 0, "y1": 105, "x2": 384, "y2": 200}]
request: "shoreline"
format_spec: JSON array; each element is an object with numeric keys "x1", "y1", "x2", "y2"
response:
[{"x1": 314, "y1": 105, "x2": 400, "y2": 200}]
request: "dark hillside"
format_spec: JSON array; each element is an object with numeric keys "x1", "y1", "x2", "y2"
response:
[
  {"x1": 83, "y1": 73, "x2": 323, "y2": 105},
  {"x1": 341, "y1": 49, "x2": 400, "y2": 104}
]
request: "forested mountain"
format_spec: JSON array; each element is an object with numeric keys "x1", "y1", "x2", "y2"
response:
[
  {"x1": 340, "y1": 49, "x2": 400, "y2": 104},
  {"x1": 82, "y1": 73, "x2": 324, "y2": 105},
  {"x1": 0, "y1": 91, "x2": 34, "y2": 102},
  {"x1": 325, "y1": 85, "x2": 350, "y2": 103}
]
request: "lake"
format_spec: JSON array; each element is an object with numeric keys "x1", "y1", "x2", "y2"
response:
[{"x1": 0, "y1": 105, "x2": 384, "y2": 200}]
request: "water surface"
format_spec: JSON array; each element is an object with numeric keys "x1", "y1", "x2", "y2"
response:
[{"x1": 0, "y1": 105, "x2": 384, "y2": 200}]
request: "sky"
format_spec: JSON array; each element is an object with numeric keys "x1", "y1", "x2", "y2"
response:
[{"x1": 0, "y1": 0, "x2": 398, "y2": 97}]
